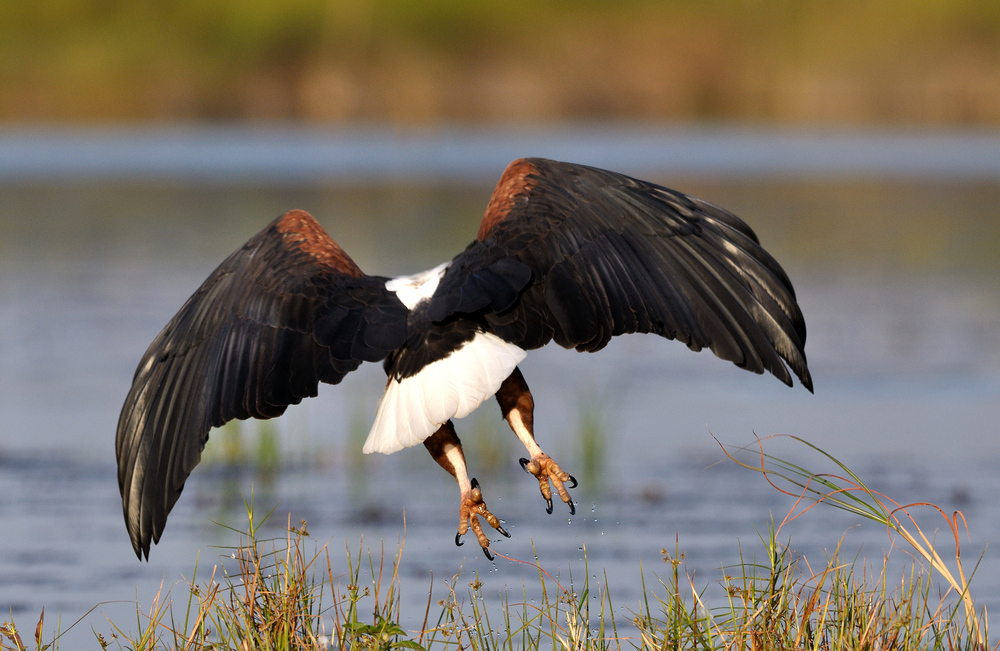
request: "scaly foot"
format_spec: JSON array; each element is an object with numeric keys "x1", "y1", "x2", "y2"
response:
[
  {"x1": 455, "y1": 478, "x2": 510, "y2": 560},
  {"x1": 519, "y1": 454, "x2": 578, "y2": 515}
]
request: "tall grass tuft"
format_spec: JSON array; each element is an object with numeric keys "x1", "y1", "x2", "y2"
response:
[
  {"x1": 110, "y1": 499, "x2": 341, "y2": 650},
  {"x1": 634, "y1": 525, "x2": 986, "y2": 650},
  {"x1": 720, "y1": 434, "x2": 989, "y2": 648}
]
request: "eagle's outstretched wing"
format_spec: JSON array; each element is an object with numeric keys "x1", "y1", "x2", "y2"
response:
[
  {"x1": 431, "y1": 158, "x2": 811, "y2": 391},
  {"x1": 116, "y1": 210, "x2": 408, "y2": 558}
]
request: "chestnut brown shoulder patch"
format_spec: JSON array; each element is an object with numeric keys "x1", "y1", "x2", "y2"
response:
[
  {"x1": 478, "y1": 159, "x2": 540, "y2": 241},
  {"x1": 275, "y1": 210, "x2": 364, "y2": 277}
]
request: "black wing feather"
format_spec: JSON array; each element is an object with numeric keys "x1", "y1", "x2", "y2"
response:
[
  {"x1": 116, "y1": 213, "x2": 408, "y2": 559},
  {"x1": 431, "y1": 158, "x2": 812, "y2": 391}
]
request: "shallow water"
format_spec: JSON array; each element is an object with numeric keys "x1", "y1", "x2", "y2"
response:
[{"x1": 0, "y1": 133, "x2": 998, "y2": 646}]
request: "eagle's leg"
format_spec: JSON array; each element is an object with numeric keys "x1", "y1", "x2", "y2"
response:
[
  {"x1": 423, "y1": 420, "x2": 509, "y2": 560},
  {"x1": 496, "y1": 367, "x2": 578, "y2": 515}
]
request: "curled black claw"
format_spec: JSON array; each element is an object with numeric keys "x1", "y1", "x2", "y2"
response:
[
  {"x1": 519, "y1": 458, "x2": 530, "y2": 472},
  {"x1": 567, "y1": 475, "x2": 579, "y2": 489},
  {"x1": 471, "y1": 477, "x2": 480, "y2": 489},
  {"x1": 497, "y1": 525, "x2": 511, "y2": 538},
  {"x1": 567, "y1": 499, "x2": 576, "y2": 516},
  {"x1": 545, "y1": 497, "x2": 553, "y2": 514},
  {"x1": 455, "y1": 532, "x2": 464, "y2": 547},
  {"x1": 482, "y1": 546, "x2": 495, "y2": 561}
]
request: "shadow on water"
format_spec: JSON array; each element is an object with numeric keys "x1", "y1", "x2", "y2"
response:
[{"x1": 0, "y1": 132, "x2": 998, "y2": 644}]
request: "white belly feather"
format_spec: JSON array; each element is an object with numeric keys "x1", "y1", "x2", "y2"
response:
[{"x1": 364, "y1": 331, "x2": 527, "y2": 455}]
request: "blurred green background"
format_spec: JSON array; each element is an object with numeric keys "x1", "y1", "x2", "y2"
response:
[{"x1": 3, "y1": 0, "x2": 999, "y2": 125}]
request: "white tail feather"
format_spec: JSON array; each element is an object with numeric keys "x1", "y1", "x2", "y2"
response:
[{"x1": 363, "y1": 332, "x2": 527, "y2": 455}]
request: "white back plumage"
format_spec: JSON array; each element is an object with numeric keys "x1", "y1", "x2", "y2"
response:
[{"x1": 385, "y1": 262, "x2": 450, "y2": 310}]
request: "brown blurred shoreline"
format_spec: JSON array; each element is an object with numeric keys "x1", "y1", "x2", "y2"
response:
[{"x1": 2, "y1": 1, "x2": 999, "y2": 125}]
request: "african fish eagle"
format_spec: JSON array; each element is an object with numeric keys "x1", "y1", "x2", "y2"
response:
[{"x1": 117, "y1": 158, "x2": 813, "y2": 560}]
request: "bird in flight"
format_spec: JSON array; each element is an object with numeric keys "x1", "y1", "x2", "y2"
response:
[{"x1": 117, "y1": 158, "x2": 812, "y2": 560}]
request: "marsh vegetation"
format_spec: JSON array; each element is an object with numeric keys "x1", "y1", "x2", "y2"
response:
[{"x1": 2, "y1": 440, "x2": 991, "y2": 651}]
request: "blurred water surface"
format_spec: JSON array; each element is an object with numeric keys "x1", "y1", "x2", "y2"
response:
[{"x1": 0, "y1": 129, "x2": 998, "y2": 646}]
